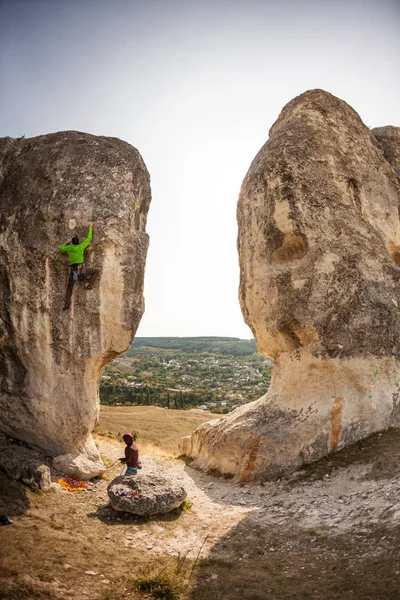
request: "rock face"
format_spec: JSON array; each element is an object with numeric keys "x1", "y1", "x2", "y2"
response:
[
  {"x1": 180, "y1": 90, "x2": 400, "y2": 480},
  {"x1": 0, "y1": 132, "x2": 151, "y2": 473},
  {"x1": 0, "y1": 434, "x2": 51, "y2": 490},
  {"x1": 52, "y1": 452, "x2": 105, "y2": 481},
  {"x1": 107, "y1": 473, "x2": 187, "y2": 515},
  {"x1": 372, "y1": 126, "x2": 400, "y2": 177}
]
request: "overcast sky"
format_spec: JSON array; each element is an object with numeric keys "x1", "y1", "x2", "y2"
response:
[{"x1": 1, "y1": 0, "x2": 399, "y2": 338}]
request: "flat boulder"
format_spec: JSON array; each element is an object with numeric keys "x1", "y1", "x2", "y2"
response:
[{"x1": 107, "y1": 473, "x2": 187, "y2": 516}]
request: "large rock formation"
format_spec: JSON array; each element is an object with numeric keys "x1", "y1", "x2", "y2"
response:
[
  {"x1": 180, "y1": 90, "x2": 400, "y2": 480},
  {"x1": 0, "y1": 132, "x2": 151, "y2": 476}
]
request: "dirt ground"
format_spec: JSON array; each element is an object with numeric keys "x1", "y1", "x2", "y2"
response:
[{"x1": 1, "y1": 420, "x2": 400, "y2": 599}]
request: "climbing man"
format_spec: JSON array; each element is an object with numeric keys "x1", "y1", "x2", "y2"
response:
[{"x1": 59, "y1": 224, "x2": 99, "y2": 310}]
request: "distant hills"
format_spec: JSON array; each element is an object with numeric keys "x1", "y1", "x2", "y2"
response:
[{"x1": 129, "y1": 336, "x2": 258, "y2": 356}]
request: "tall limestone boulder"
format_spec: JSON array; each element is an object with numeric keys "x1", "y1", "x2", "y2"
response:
[
  {"x1": 0, "y1": 132, "x2": 151, "y2": 477},
  {"x1": 180, "y1": 90, "x2": 400, "y2": 481}
]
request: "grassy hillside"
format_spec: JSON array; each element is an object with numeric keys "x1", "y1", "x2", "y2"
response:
[
  {"x1": 129, "y1": 336, "x2": 257, "y2": 356},
  {"x1": 97, "y1": 405, "x2": 220, "y2": 455}
]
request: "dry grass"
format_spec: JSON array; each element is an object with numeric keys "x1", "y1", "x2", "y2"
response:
[
  {"x1": 3, "y1": 411, "x2": 400, "y2": 599},
  {"x1": 97, "y1": 405, "x2": 219, "y2": 455},
  {"x1": 0, "y1": 485, "x2": 197, "y2": 600}
]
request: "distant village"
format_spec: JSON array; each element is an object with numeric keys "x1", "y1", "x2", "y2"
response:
[{"x1": 100, "y1": 342, "x2": 273, "y2": 412}]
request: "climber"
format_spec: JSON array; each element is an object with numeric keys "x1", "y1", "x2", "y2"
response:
[
  {"x1": 59, "y1": 224, "x2": 99, "y2": 310},
  {"x1": 119, "y1": 433, "x2": 142, "y2": 475}
]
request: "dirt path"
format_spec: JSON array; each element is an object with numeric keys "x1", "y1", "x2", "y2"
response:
[
  {"x1": 97, "y1": 434, "x2": 400, "y2": 559},
  {"x1": 1, "y1": 430, "x2": 400, "y2": 599}
]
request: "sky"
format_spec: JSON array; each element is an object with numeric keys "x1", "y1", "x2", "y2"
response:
[{"x1": 0, "y1": 0, "x2": 399, "y2": 338}]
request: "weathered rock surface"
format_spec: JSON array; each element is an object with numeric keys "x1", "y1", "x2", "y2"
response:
[
  {"x1": 373, "y1": 126, "x2": 400, "y2": 177},
  {"x1": 52, "y1": 452, "x2": 104, "y2": 480},
  {"x1": 0, "y1": 434, "x2": 51, "y2": 490},
  {"x1": 107, "y1": 473, "x2": 187, "y2": 515},
  {"x1": 180, "y1": 90, "x2": 400, "y2": 480},
  {"x1": 0, "y1": 132, "x2": 151, "y2": 470}
]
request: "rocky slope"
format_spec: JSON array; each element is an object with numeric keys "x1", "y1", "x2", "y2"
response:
[
  {"x1": 0, "y1": 132, "x2": 151, "y2": 475},
  {"x1": 180, "y1": 90, "x2": 400, "y2": 480}
]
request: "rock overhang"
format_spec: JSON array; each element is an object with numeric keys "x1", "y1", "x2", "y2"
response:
[{"x1": 180, "y1": 89, "x2": 400, "y2": 480}]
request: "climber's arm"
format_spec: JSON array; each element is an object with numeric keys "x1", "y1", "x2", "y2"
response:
[
  {"x1": 59, "y1": 241, "x2": 71, "y2": 252},
  {"x1": 81, "y1": 225, "x2": 93, "y2": 250}
]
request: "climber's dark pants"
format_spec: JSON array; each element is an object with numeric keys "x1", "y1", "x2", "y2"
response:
[{"x1": 64, "y1": 266, "x2": 99, "y2": 308}]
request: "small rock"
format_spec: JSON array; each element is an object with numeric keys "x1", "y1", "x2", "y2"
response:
[
  {"x1": 84, "y1": 571, "x2": 97, "y2": 576},
  {"x1": 64, "y1": 564, "x2": 72, "y2": 570},
  {"x1": 101, "y1": 579, "x2": 111, "y2": 584}
]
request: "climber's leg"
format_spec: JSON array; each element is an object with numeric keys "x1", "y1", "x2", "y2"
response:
[
  {"x1": 64, "y1": 269, "x2": 75, "y2": 309},
  {"x1": 84, "y1": 268, "x2": 99, "y2": 290}
]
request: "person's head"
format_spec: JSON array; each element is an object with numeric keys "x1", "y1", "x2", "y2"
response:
[
  {"x1": 123, "y1": 432, "x2": 136, "y2": 445},
  {"x1": 71, "y1": 236, "x2": 79, "y2": 245}
]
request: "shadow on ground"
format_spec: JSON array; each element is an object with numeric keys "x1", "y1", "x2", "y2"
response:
[
  {"x1": 0, "y1": 473, "x2": 31, "y2": 518},
  {"x1": 188, "y1": 507, "x2": 400, "y2": 600},
  {"x1": 87, "y1": 501, "x2": 188, "y2": 526}
]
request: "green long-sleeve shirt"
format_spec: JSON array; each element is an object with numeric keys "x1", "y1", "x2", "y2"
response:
[{"x1": 59, "y1": 227, "x2": 93, "y2": 265}]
